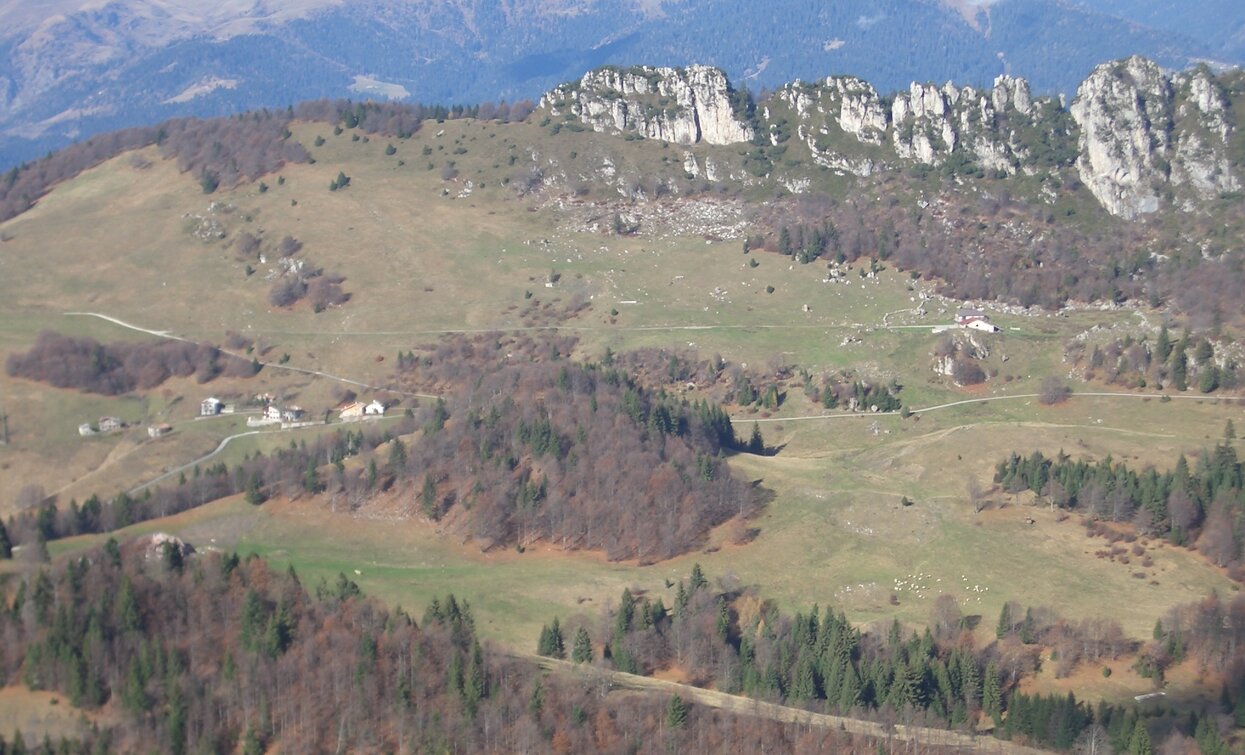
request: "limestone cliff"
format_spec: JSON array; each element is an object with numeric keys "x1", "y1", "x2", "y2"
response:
[
  {"x1": 540, "y1": 59, "x2": 1239, "y2": 217},
  {"x1": 767, "y1": 72, "x2": 1066, "y2": 178},
  {"x1": 1071, "y1": 57, "x2": 1238, "y2": 218},
  {"x1": 540, "y1": 65, "x2": 754, "y2": 146},
  {"x1": 769, "y1": 76, "x2": 888, "y2": 176}
]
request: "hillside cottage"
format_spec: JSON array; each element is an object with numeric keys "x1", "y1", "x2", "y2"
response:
[
  {"x1": 147, "y1": 423, "x2": 172, "y2": 438},
  {"x1": 364, "y1": 400, "x2": 385, "y2": 416},
  {"x1": 955, "y1": 308, "x2": 1000, "y2": 333},
  {"x1": 282, "y1": 406, "x2": 305, "y2": 422},
  {"x1": 201, "y1": 397, "x2": 224, "y2": 416},
  {"x1": 99, "y1": 417, "x2": 122, "y2": 433},
  {"x1": 264, "y1": 405, "x2": 282, "y2": 422}
]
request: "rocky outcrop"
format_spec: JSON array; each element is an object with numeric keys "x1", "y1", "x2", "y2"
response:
[
  {"x1": 891, "y1": 82, "x2": 959, "y2": 163},
  {"x1": 540, "y1": 65, "x2": 754, "y2": 145},
  {"x1": 769, "y1": 77, "x2": 887, "y2": 176},
  {"x1": 834, "y1": 77, "x2": 889, "y2": 145},
  {"x1": 768, "y1": 72, "x2": 1062, "y2": 176},
  {"x1": 1071, "y1": 57, "x2": 1173, "y2": 218},
  {"x1": 1071, "y1": 57, "x2": 1237, "y2": 218},
  {"x1": 540, "y1": 58, "x2": 1238, "y2": 217},
  {"x1": 1169, "y1": 67, "x2": 1240, "y2": 202},
  {"x1": 890, "y1": 76, "x2": 1059, "y2": 173},
  {"x1": 129, "y1": 532, "x2": 196, "y2": 563}
]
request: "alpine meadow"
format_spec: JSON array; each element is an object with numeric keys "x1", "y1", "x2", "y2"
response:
[{"x1": 1, "y1": 4, "x2": 1245, "y2": 753}]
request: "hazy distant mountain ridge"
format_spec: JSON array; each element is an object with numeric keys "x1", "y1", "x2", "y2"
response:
[{"x1": 0, "y1": 0, "x2": 1241, "y2": 167}]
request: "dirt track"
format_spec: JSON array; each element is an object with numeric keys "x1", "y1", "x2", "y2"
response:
[{"x1": 526, "y1": 655, "x2": 1051, "y2": 754}]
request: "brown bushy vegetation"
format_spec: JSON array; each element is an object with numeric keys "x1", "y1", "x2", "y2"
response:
[
  {"x1": 1145, "y1": 592, "x2": 1245, "y2": 682},
  {"x1": 391, "y1": 336, "x2": 759, "y2": 561},
  {"x1": 0, "y1": 547, "x2": 894, "y2": 754},
  {"x1": 267, "y1": 277, "x2": 308, "y2": 307},
  {"x1": 12, "y1": 336, "x2": 760, "y2": 564},
  {"x1": 750, "y1": 190, "x2": 1245, "y2": 327},
  {"x1": 5, "y1": 331, "x2": 258, "y2": 395},
  {"x1": 1066, "y1": 326, "x2": 1241, "y2": 394},
  {"x1": 1038, "y1": 376, "x2": 1071, "y2": 405},
  {"x1": 233, "y1": 230, "x2": 350, "y2": 312}
]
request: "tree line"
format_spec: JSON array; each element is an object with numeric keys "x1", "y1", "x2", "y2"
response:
[
  {"x1": 540, "y1": 565, "x2": 1243, "y2": 752},
  {"x1": 0, "y1": 545, "x2": 908, "y2": 753},
  {"x1": 993, "y1": 429, "x2": 1245, "y2": 576},
  {"x1": 5, "y1": 331, "x2": 259, "y2": 396},
  {"x1": 745, "y1": 186, "x2": 1245, "y2": 330},
  {"x1": 4, "y1": 419, "x2": 414, "y2": 550}
]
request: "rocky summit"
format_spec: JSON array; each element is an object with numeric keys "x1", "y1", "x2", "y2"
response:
[
  {"x1": 540, "y1": 58, "x2": 1241, "y2": 218},
  {"x1": 1072, "y1": 57, "x2": 1239, "y2": 218}
]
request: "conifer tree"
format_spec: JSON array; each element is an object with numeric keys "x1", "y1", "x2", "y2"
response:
[
  {"x1": 243, "y1": 726, "x2": 264, "y2": 755},
  {"x1": 748, "y1": 422, "x2": 764, "y2": 454},
  {"x1": 537, "y1": 624, "x2": 551, "y2": 656},
  {"x1": 689, "y1": 563, "x2": 708, "y2": 592},
  {"x1": 666, "y1": 694, "x2": 689, "y2": 728},
  {"x1": 838, "y1": 663, "x2": 861, "y2": 710},
  {"x1": 548, "y1": 617, "x2": 565, "y2": 659},
  {"x1": 1128, "y1": 719, "x2": 1152, "y2": 755},
  {"x1": 1155, "y1": 324, "x2": 1172, "y2": 363},
  {"x1": 715, "y1": 597, "x2": 730, "y2": 643},
  {"x1": 674, "y1": 580, "x2": 689, "y2": 616},
  {"x1": 572, "y1": 627, "x2": 593, "y2": 663},
  {"x1": 982, "y1": 661, "x2": 1002, "y2": 722}
]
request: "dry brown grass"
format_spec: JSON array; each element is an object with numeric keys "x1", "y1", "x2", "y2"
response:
[{"x1": 0, "y1": 685, "x2": 108, "y2": 742}]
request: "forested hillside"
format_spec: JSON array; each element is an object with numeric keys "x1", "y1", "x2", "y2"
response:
[
  {"x1": 6, "y1": 335, "x2": 762, "y2": 563},
  {"x1": 0, "y1": 546, "x2": 905, "y2": 753},
  {"x1": 540, "y1": 566, "x2": 1244, "y2": 753}
]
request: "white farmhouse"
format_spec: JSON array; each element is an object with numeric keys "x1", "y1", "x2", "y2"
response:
[{"x1": 955, "y1": 307, "x2": 1000, "y2": 333}]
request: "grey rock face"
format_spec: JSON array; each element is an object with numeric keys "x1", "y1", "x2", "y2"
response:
[
  {"x1": 540, "y1": 65, "x2": 754, "y2": 146},
  {"x1": 1071, "y1": 57, "x2": 1237, "y2": 218},
  {"x1": 540, "y1": 58, "x2": 1238, "y2": 217}
]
